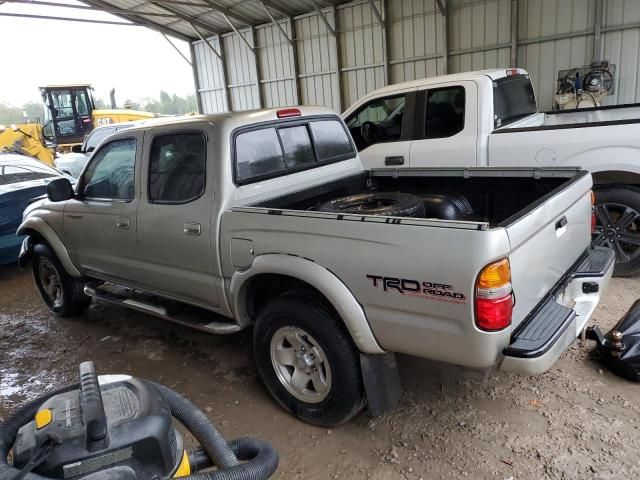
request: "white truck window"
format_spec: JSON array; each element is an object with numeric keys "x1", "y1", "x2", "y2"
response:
[
  {"x1": 425, "y1": 86, "x2": 465, "y2": 139},
  {"x1": 148, "y1": 132, "x2": 206, "y2": 204},
  {"x1": 236, "y1": 128, "x2": 286, "y2": 183},
  {"x1": 309, "y1": 120, "x2": 354, "y2": 162},
  {"x1": 493, "y1": 75, "x2": 537, "y2": 128},
  {"x1": 345, "y1": 95, "x2": 406, "y2": 150},
  {"x1": 82, "y1": 138, "x2": 136, "y2": 201},
  {"x1": 279, "y1": 125, "x2": 315, "y2": 169}
]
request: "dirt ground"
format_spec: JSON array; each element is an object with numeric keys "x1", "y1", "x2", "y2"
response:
[{"x1": 1, "y1": 263, "x2": 639, "y2": 480}]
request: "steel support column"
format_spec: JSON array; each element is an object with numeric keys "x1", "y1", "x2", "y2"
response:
[
  {"x1": 511, "y1": 0, "x2": 518, "y2": 67},
  {"x1": 593, "y1": 0, "x2": 603, "y2": 62}
]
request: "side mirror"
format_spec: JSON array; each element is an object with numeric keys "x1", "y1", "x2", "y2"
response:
[
  {"x1": 71, "y1": 144, "x2": 83, "y2": 153},
  {"x1": 47, "y1": 177, "x2": 74, "y2": 202}
]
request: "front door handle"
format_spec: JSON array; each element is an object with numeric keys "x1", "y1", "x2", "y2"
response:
[
  {"x1": 184, "y1": 222, "x2": 201, "y2": 236},
  {"x1": 116, "y1": 217, "x2": 130, "y2": 229},
  {"x1": 385, "y1": 156, "x2": 405, "y2": 166}
]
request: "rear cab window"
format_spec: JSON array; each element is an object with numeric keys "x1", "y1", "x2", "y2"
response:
[
  {"x1": 234, "y1": 116, "x2": 355, "y2": 185},
  {"x1": 493, "y1": 74, "x2": 537, "y2": 128}
]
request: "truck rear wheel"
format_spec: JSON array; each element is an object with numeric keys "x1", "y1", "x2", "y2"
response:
[
  {"x1": 593, "y1": 186, "x2": 640, "y2": 277},
  {"x1": 252, "y1": 294, "x2": 365, "y2": 427},
  {"x1": 32, "y1": 243, "x2": 91, "y2": 316}
]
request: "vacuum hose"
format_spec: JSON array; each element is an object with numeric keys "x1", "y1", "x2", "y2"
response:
[{"x1": 0, "y1": 382, "x2": 278, "y2": 480}]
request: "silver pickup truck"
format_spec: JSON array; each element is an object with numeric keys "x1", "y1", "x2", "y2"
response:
[{"x1": 18, "y1": 107, "x2": 614, "y2": 426}]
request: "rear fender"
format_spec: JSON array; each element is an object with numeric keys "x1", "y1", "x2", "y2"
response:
[
  {"x1": 230, "y1": 254, "x2": 384, "y2": 355},
  {"x1": 17, "y1": 217, "x2": 81, "y2": 277}
]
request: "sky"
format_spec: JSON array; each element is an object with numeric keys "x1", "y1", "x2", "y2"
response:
[{"x1": 0, "y1": 0, "x2": 195, "y2": 107}]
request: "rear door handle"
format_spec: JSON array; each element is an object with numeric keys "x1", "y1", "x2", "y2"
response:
[
  {"x1": 184, "y1": 222, "x2": 201, "y2": 236},
  {"x1": 385, "y1": 156, "x2": 405, "y2": 166},
  {"x1": 116, "y1": 217, "x2": 130, "y2": 229},
  {"x1": 66, "y1": 214, "x2": 83, "y2": 219}
]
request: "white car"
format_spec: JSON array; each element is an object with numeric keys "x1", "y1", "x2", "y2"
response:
[{"x1": 54, "y1": 122, "x2": 137, "y2": 178}]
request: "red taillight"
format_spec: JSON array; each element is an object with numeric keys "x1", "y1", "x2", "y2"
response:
[
  {"x1": 277, "y1": 108, "x2": 301, "y2": 118},
  {"x1": 476, "y1": 295, "x2": 514, "y2": 331},
  {"x1": 475, "y1": 258, "x2": 513, "y2": 331}
]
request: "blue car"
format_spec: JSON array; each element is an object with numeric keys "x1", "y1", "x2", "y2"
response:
[{"x1": 0, "y1": 154, "x2": 67, "y2": 265}]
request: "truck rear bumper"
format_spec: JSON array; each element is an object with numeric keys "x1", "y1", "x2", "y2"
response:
[{"x1": 500, "y1": 246, "x2": 615, "y2": 375}]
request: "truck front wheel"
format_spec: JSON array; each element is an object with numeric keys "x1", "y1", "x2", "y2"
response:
[
  {"x1": 253, "y1": 294, "x2": 365, "y2": 427},
  {"x1": 32, "y1": 243, "x2": 91, "y2": 316},
  {"x1": 593, "y1": 186, "x2": 640, "y2": 277}
]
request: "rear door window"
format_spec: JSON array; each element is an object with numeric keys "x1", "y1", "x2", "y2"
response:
[
  {"x1": 148, "y1": 132, "x2": 206, "y2": 204},
  {"x1": 424, "y1": 86, "x2": 465, "y2": 139}
]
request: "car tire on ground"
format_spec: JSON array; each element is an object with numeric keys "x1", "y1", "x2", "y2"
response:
[
  {"x1": 253, "y1": 293, "x2": 365, "y2": 427},
  {"x1": 593, "y1": 185, "x2": 640, "y2": 277},
  {"x1": 317, "y1": 191, "x2": 425, "y2": 217},
  {"x1": 32, "y1": 243, "x2": 91, "y2": 317}
]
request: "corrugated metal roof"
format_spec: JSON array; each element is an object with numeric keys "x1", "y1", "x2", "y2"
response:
[{"x1": 82, "y1": 0, "x2": 345, "y2": 41}]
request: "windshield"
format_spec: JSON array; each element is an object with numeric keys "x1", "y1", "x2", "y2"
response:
[
  {"x1": 0, "y1": 162, "x2": 59, "y2": 185},
  {"x1": 493, "y1": 74, "x2": 537, "y2": 128}
]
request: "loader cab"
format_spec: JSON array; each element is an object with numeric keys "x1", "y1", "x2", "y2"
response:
[{"x1": 41, "y1": 85, "x2": 96, "y2": 147}]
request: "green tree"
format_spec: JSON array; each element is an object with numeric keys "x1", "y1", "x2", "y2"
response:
[{"x1": 0, "y1": 102, "x2": 26, "y2": 124}]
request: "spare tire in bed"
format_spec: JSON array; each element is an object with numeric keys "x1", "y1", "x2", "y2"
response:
[{"x1": 317, "y1": 192, "x2": 425, "y2": 217}]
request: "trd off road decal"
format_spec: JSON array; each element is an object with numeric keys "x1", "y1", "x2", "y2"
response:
[{"x1": 366, "y1": 275, "x2": 466, "y2": 304}]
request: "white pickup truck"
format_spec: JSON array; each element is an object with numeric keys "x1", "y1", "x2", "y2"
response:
[
  {"x1": 19, "y1": 107, "x2": 613, "y2": 426},
  {"x1": 343, "y1": 68, "x2": 640, "y2": 276}
]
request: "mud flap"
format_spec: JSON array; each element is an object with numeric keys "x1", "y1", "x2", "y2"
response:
[
  {"x1": 360, "y1": 352, "x2": 402, "y2": 417},
  {"x1": 18, "y1": 236, "x2": 33, "y2": 269},
  {"x1": 586, "y1": 299, "x2": 640, "y2": 382}
]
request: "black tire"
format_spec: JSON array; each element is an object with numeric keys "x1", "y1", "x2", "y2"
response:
[
  {"x1": 317, "y1": 191, "x2": 425, "y2": 217},
  {"x1": 32, "y1": 243, "x2": 91, "y2": 316},
  {"x1": 593, "y1": 186, "x2": 640, "y2": 277},
  {"x1": 252, "y1": 294, "x2": 365, "y2": 427}
]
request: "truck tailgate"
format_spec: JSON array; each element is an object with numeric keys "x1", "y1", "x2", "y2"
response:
[{"x1": 506, "y1": 172, "x2": 593, "y2": 329}]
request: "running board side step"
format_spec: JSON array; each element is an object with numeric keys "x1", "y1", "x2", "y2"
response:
[{"x1": 84, "y1": 286, "x2": 242, "y2": 335}]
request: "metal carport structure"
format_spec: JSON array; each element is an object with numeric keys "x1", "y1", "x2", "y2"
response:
[{"x1": 5, "y1": 0, "x2": 640, "y2": 113}]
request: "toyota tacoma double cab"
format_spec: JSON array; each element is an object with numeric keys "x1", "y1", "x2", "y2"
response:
[
  {"x1": 343, "y1": 68, "x2": 640, "y2": 276},
  {"x1": 18, "y1": 107, "x2": 614, "y2": 426}
]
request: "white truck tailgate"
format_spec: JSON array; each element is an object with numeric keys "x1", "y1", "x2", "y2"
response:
[{"x1": 506, "y1": 172, "x2": 593, "y2": 329}]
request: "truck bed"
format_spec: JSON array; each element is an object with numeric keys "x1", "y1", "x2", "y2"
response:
[
  {"x1": 498, "y1": 103, "x2": 640, "y2": 132},
  {"x1": 255, "y1": 168, "x2": 578, "y2": 227}
]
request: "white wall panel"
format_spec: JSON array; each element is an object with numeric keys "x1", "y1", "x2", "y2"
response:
[
  {"x1": 192, "y1": 0, "x2": 640, "y2": 114},
  {"x1": 295, "y1": 9, "x2": 340, "y2": 111},
  {"x1": 223, "y1": 29, "x2": 260, "y2": 111},
  {"x1": 602, "y1": 0, "x2": 640, "y2": 104},
  {"x1": 192, "y1": 37, "x2": 227, "y2": 114},
  {"x1": 338, "y1": 0, "x2": 386, "y2": 107},
  {"x1": 388, "y1": 0, "x2": 444, "y2": 83},
  {"x1": 256, "y1": 19, "x2": 298, "y2": 107},
  {"x1": 448, "y1": 0, "x2": 512, "y2": 74}
]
